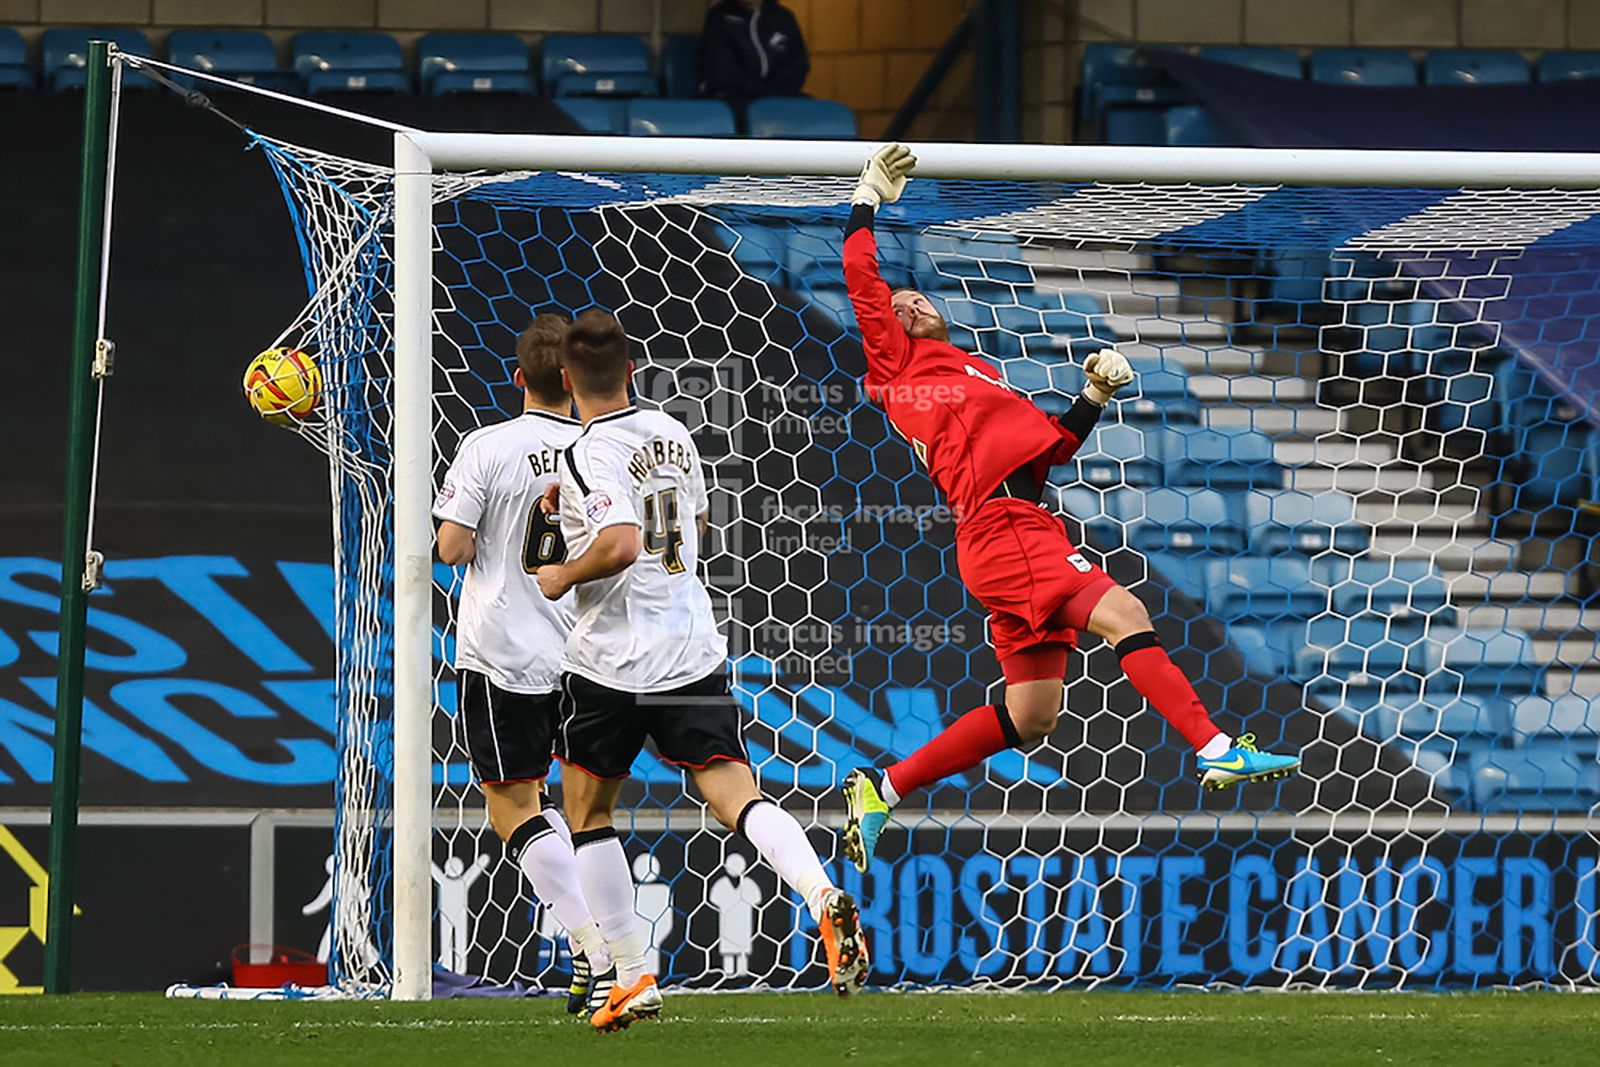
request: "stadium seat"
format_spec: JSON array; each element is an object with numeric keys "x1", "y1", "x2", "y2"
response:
[
  {"x1": 1171, "y1": 426, "x2": 1282, "y2": 489},
  {"x1": 747, "y1": 97, "x2": 858, "y2": 139},
  {"x1": 418, "y1": 34, "x2": 534, "y2": 96},
  {"x1": 556, "y1": 98, "x2": 628, "y2": 135},
  {"x1": 1377, "y1": 693, "x2": 1511, "y2": 794},
  {"x1": 292, "y1": 32, "x2": 408, "y2": 94},
  {"x1": 1204, "y1": 556, "x2": 1329, "y2": 621},
  {"x1": 1058, "y1": 424, "x2": 1170, "y2": 488},
  {"x1": 1418, "y1": 628, "x2": 1543, "y2": 700},
  {"x1": 1054, "y1": 485, "x2": 1126, "y2": 548},
  {"x1": 1080, "y1": 44, "x2": 1187, "y2": 141},
  {"x1": 1321, "y1": 558, "x2": 1449, "y2": 622},
  {"x1": 660, "y1": 33, "x2": 699, "y2": 98},
  {"x1": 166, "y1": 30, "x2": 297, "y2": 92},
  {"x1": 1123, "y1": 487, "x2": 1246, "y2": 556},
  {"x1": 0, "y1": 28, "x2": 33, "y2": 90},
  {"x1": 1424, "y1": 49, "x2": 1531, "y2": 86},
  {"x1": 1115, "y1": 360, "x2": 1198, "y2": 425},
  {"x1": 1198, "y1": 45, "x2": 1302, "y2": 80},
  {"x1": 626, "y1": 98, "x2": 736, "y2": 137},
  {"x1": 543, "y1": 34, "x2": 654, "y2": 97},
  {"x1": 1244, "y1": 489, "x2": 1365, "y2": 554},
  {"x1": 1309, "y1": 48, "x2": 1418, "y2": 86},
  {"x1": 1537, "y1": 51, "x2": 1600, "y2": 81},
  {"x1": 1496, "y1": 359, "x2": 1591, "y2": 507},
  {"x1": 1511, "y1": 694, "x2": 1600, "y2": 742},
  {"x1": 1471, "y1": 748, "x2": 1600, "y2": 812},
  {"x1": 1164, "y1": 105, "x2": 1229, "y2": 146},
  {"x1": 1296, "y1": 614, "x2": 1413, "y2": 686},
  {"x1": 1421, "y1": 347, "x2": 1503, "y2": 438},
  {"x1": 43, "y1": 28, "x2": 155, "y2": 91}
]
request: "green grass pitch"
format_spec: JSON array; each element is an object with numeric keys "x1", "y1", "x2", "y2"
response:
[{"x1": 0, "y1": 991, "x2": 1593, "y2": 1066}]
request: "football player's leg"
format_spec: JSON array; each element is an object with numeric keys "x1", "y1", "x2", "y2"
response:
[
  {"x1": 1070, "y1": 583, "x2": 1300, "y2": 789},
  {"x1": 558, "y1": 675, "x2": 659, "y2": 1029},
  {"x1": 664, "y1": 672, "x2": 869, "y2": 996}
]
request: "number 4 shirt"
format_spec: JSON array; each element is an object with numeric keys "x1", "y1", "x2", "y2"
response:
[
  {"x1": 433, "y1": 410, "x2": 582, "y2": 694},
  {"x1": 556, "y1": 405, "x2": 728, "y2": 693}
]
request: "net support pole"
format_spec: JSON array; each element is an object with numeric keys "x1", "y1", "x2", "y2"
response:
[
  {"x1": 390, "y1": 132, "x2": 434, "y2": 1001},
  {"x1": 45, "y1": 38, "x2": 113, "y2": 996}
]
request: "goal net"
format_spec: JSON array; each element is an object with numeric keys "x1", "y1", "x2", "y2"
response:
[{"x1": 255, "y1": 132, "x2": 1600, "y2": 994}]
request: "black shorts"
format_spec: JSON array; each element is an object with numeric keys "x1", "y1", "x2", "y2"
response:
[
  {"x1": 457, "y1": 670, "x2": 558, "y2": 785},
  {"x1": 557, "y1": 670, "x2": 748, "y2": 780}
]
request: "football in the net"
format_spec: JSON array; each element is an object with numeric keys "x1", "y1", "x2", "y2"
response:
[{"x1": 243, "y1": 347, "x2": 322, "y2": 424}]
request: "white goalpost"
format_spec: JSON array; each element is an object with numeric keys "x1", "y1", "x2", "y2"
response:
[{"x1": 105, "y1": 47, "x2": 1600, "y2": 999}]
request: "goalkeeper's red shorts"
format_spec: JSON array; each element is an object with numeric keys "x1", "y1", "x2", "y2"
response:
[{"x1": 956, "y1": 497, "x2": 1116, "y2": 684}]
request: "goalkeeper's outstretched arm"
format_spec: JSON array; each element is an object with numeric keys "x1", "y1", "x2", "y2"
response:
[
  {"x1": 1040, "y1": 350, "x2": 1135, "y2": 467},
  {"x1": 843, "y1": 144, "x2": 918, "y2": 384}
]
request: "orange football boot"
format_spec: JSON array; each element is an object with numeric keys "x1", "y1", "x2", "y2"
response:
[
  {"x1": 589, "y1": 973, "x2": 662, "y2": 1033},
  {"x1": 819, "y1": 890, "x2": 870, "y2": 997}
]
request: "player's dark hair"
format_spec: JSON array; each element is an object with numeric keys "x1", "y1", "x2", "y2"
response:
[
  {"x1": 561, "y1": 308, "x2": 632, "y2": 395},
  {"x1": 515, "y1": 312, "x2": 571, "y2": 405}
]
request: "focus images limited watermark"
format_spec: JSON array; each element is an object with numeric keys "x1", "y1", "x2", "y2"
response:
[
  {"x1": 756, "y1": 618, "x2": 969, "y2": 674},
  {"x1": 758, "y1": 498, "x2": 959, "y2": 554}
]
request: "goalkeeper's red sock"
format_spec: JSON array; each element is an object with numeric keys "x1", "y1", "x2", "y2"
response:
[
  {"x1": 883, "y1": 704, "x2": 1020, "y2": 804},
  {"x1": 1114, "y1": 632, "x2": 1226, "y2": 753}
]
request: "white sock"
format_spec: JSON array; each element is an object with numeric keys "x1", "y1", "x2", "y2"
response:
[
  {"x1": 1198, "y1": 733, "x2": 1233, "y2": 760},
  {"x1": 574, "y1": 830, "x2": 651, "y2": 985},
  {"x1": 879, "y1": 773, "x2": 901, "y2": 808},
  {"x1": 511, "y1": 817, "x2": 610, "y2": 970},
  {"x1": 741, "y1": 800, "x2": 835, "y2": 923},
  {"x1": 543, "y1": 805, "x2": 575, "y2": 849}
]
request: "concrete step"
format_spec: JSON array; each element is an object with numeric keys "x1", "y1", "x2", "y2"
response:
[
  {"x1": 1544, "y1": 670, "x2": 1600, "y2": 698},
  {"x1": 1533, "y1": 635, "x2": 1600, "y2": 668},
  {"x1": 1460, "y1": 604, "x2": 1600, "y2": 635},
  {"x1": 1188, "y1": 375, "x2": 1317, "y2": 404},
  {"x1": 1447, "y1": 571, "x2": 1573, "y2": 603},
  {"x1": 1274, "y1": 438, "x2": 1399, "y2": 467},
  {"x1": 1369, "y1": 536, "x2": 1514, "y2": 571},
  {"x1": 1353, "y1": 501, "x2": 1484, "y2": 529},
  {"x1": 1103, "y1": 313, "x2": 1230, "y2": 345},
  {"x1": 1027, "y1": 248, "x2": 1154, "y2": 275},
  {"x1": 1205, "y1": 406, "x2": 1342, "y2": 435}
]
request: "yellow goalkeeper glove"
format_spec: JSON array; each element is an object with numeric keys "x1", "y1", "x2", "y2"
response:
[
  {"x1": 853, "y1": 143, "x2": 917, "y2": 208},
  {"x1": 1083, "y1": 349, "x2": 1135, "y2": 405}
]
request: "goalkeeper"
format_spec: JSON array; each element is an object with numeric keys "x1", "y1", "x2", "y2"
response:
[{"x1": 838, "y1": 144, "x2": 1301, "y2": 872}]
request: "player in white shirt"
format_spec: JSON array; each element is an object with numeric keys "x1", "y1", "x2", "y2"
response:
[
  {"x1": 533, "y1": 310, "x2": 869, "y2": 1033},
  {"x1": 432, "y1": 313, "x2": 612, "y2": 1015}
]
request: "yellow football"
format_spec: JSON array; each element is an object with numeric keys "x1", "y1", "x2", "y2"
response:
[{"x1": 243, "y1": 347, "x2": 322, "y2": 425}]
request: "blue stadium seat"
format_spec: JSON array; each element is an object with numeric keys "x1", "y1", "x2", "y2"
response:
[
  {"x1": 1199, "y1": 45, "x2": 1302, "y2": 79},
  {"x1": 1418, "y1": 628, "x2": 1543, "y2": 700},
  {"x1": 1321, "y1": 558, "x2": 1448, "y2": 621},
  {"x1": 1115, "y1": 360, "x2": 1198, "y2": 424},
  {"x1": 1379, "y1": 693, "x2": 1511, "y2": 794},
  {"x1": 916, "y1": 239, "x2": 1033, "y2": 298},
  {"x1": 1054, "y1": 485, "x2": 1126, "y2": 548},
  {"x1": 1057, "y1": 424, "x2": 1169, "y2": 488},
  {"x1": 1124, "y1": 487, "x2": 1245, "y2": 555},
  {"x1": 1422, "y1": 348, "x2": 1502, "y2": 438},
  {"x1": 1537, "y1": 51, "x2": 1600, "y2": 81},
  {"x1": 1164, "y1": 105, "x2": 1228, "y2": 146},
  {"x1": 1204, "y1": 557, "x2": 1329, "y2": 621},
  {"x1": 1309, "y1": 48, "x2": 1418, "y2": 86},
  {"x1": 1511, "y1": 694, "x2": 1600, "y2": 742},
  {"x1": 0, "y1": 28, "x2": 33, "y2": 90},
  {"x1": 543, "y1": 34, "x2": 654, "y2": 97},
  {"x1": 1424, "y1": 49, "x2": 1530, "y2": 86},
  {"x1": 660, "y1": 33, "x2": 699, "y2": 97},
  {"x1": 1171, "y1": 426, "x2": 1282, "y2": 489},
  {"x1": 418, "y1": 34, "x2": 533, "y2": 96},
  {"x1": 747, "y1": 97, "x2": 858, "y2": 138},
  {"x1": 626, "y1": 98, "x2": 736, "y2": 137},
  {"x1": 1244, "y1": 489, "x2": 1364, "y2": 554},
  {"x1": 557, "y1": 97, "x2": 628, "y2": 135},
  {"x1": 292, "y1": 32, "x2": 408, "y2": 94},
  {"x1": 1496, "y1": 359, "x2": 1591, "y2": 507},
  {"x1": 1471, "y1": 749, "x2": 1600, "y2": 812},
  {"x1": 166, "y1": 30, "x2": 297, "y2": 92},
  {"x1": 1080, "y1": 44, "x2": 1187, "y2": 140},
  {"x1": 1297, "y1": 614, "x2": 1413, "y2": 684},
  {"x1": 43, "y1": 28, "x2": 154, "y2": 91}
]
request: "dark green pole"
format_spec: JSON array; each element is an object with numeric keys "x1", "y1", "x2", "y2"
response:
[{"x1": 46, "y1": 38, "x2": 113, "y2": 995}]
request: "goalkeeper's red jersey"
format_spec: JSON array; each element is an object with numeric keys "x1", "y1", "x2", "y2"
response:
[{"x1": 843, "y1": 223, "x2": 1092, "y2": 520}]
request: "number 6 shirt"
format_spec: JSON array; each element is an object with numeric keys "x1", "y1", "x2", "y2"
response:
[
  {"x1": 432, "y1": 410, "x2": 581, "y2": 694},
  {"x1": 556, "y1": 405, "x2": 727, "y2": 693}
]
